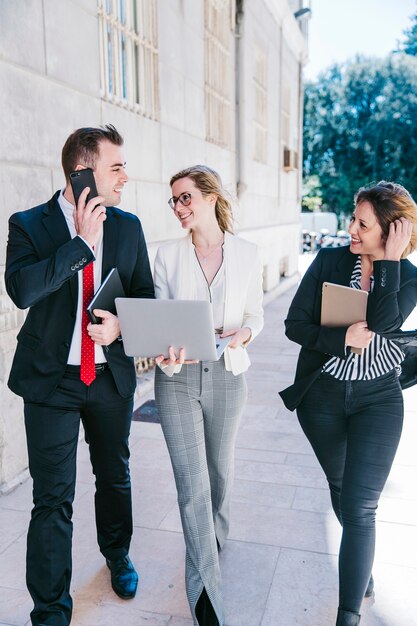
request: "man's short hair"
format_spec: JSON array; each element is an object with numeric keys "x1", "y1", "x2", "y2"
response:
[{"x1": 61, "y1": 124, "x2": 124, "y2": 180}]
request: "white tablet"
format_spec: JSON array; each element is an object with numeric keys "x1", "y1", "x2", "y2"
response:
[
  {"x1": 321, "y1": 282, "x2": 368, "y2": 327},
  {"x1": 115, "y1": 298, "x2": 231, "y2": 361},
  {"x1": 321, "y1": 282, "x2": 368, "y2": 356}
]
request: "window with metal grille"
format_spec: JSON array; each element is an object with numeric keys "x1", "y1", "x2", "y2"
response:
[
  {"x1": 204, "y1": 0, "x2": 234, "y2": 148},
  {"x1": 97, "y1": 0, "x2": 159, "y2": 119}
]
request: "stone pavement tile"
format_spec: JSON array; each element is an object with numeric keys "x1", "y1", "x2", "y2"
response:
[
  {"x1": 71, "y1": 603, "x2": 173, "y2": 626},
  {"x1": 260, "y1": 548, "x2": 417, "y2": 626},
  {"x1": 240, "y1": 403, "x2": 280, "y2": 420},
  {"x1": 248, "y1": 367, "x2": 288, "y2": 382},
  {"x1": 234, "y1": 458, "x2": 326, "y2": 489},
  {"x1": 0, "y1": 587, "x2": 31, "y2": 626},
  {"x1": 132, "y1": 489, "x2": 178, "y2": 530},
  {"x1": 167, "y1": 618, "x2": 193, "y2": 626},
  {"x1": 374, "y1": 521, "x2": 417, "y2": 568},
  {"x1": 394, "y1": 418, "x2": 417, "y2": 468},
  {"x1": 249, "y1": 354, "x2": 294, "y2": 368},
  {"x1": 221, "y1": 540, "x2": 280, "y2": 626},
  {"x1": 359, "y1": 562, "x2": 417, "y2": 626},
  {"x1": 130, "y1": 435, "x2": 171, "y2": 470},
  {"x1": 127, "y1": 528, "x2": 189, "y2": 618},
  {"x1": 71, "y1": 527, "x2": 190, "y2": 621},
  {"x1": 382, "y1": 462, "x2": 417, "y2": 500},
  {"x1": 236, "y1": 429, "x2": 312, "y2": 455},
  {"x1": 244, "y1": 394, "x2": 285, "y2": 407},
  {"x1": 292, "y1": 486, "x2": 330, "y2": 514},
  {"x1": 0, "y1": 479, "x2": 31, "y2": 513},
  {"x1": 232, "y1": 479, "x2": 296, "y2": 509},
  {"x1": 228, "y1": 501, "x2": 340, "y2": 555},
  {"x1": 158, "y1": 503, "x2": 182, "y2": 534},
  {"x1": 0, "y1": 509, "x2": 28, "y2": 555},
  {"x1": 134, "y1": 421, "x2": 166, "y2": 441},
  {"x1": 0, "y1": 534, "x2": 26, "y2": 590},
  {"x1": 234, "y1": 447, "x2": 286, "y2": 464},
  {"x1": 250, "y1": 377, "x2": 294, "y2": 393},
  {"x1": 132, "y1": 465, "x2": 176, "y2": 497},
  {"x1": 377, "y1": 496, "x2": 417, "y2": 525},
  {"x1": 261, "y1": 547, "x2": 338, "y2": 626},
  {"x1": 240, "y1": 415, "x2": 305, "y2": 436},
  {"x1": 284, "y1": 452, "x2": 321, "y2": 469}
]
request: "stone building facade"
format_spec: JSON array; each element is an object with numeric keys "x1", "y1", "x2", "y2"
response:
[{"x1": 0, "y1": 0, "x2": 309, "y2": 490}]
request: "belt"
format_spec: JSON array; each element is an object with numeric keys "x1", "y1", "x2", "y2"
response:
[{"x1": 65, "y1": 363, "x2": 109, "y2": 375}]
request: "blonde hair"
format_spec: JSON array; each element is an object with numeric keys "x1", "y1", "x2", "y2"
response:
[
  {"x1": 170, "y1": 165, "x2": 234, "y2": 233},
  {"x1": 355, "y1": 181, "x2": 417, "y2": 258}
]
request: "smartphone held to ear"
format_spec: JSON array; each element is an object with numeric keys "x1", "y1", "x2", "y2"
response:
[{"x1": 69, "y1": 168, "x2": 99, "y2": 207}]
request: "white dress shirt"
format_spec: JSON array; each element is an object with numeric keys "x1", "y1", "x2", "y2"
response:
[
  {"x1": 193, "y1": 248, "x2": 225, "y2": 331},
  {"x1": 58, "y1": 190, "x2": 106, "y2": 365}
]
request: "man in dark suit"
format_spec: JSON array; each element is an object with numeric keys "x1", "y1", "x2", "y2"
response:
[{"x1": 5, "y1": 125, "x2": 155, "y2": 626}]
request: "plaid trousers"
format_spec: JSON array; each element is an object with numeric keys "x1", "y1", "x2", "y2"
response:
[{"x1": 155, "y1": 357, "x2": 247, "y2": 625}]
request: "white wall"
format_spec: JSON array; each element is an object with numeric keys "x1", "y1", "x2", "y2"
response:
[{"x1": 0, "y1": 0, "x2": 307, "y2": 490}]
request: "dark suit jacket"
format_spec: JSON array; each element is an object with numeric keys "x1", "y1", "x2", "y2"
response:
[
  {"x1": 6, "y1": 191, "x2": 155, "y2": 402},
  {"x1": 279, "y1": 246, "x2": 417, "y2": 411}
]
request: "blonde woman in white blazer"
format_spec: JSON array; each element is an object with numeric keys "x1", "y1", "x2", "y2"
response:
[{"x1": 153, "y1": 166, "x2": 264, "y2": 626}]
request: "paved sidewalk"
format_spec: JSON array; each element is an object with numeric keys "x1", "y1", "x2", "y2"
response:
[{"x1": 1, "y1": 284, "x2": 417, "y2": 626}]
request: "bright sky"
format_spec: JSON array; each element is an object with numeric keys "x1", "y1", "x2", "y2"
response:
[{"x1": 304, "y1": 0, "x2": 417, "y2": 80}]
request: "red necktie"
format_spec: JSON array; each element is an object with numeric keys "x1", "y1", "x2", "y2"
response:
[{"x1": 80, "y1": 258, "x2": 96, "y2": 386}]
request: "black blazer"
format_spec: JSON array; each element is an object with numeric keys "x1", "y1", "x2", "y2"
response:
[
  {"x1": 6, "y1": 191, "x2": 155, "y2": 402},
  {"x1": 279, "y1": 246, "x2": 417, "y2": 411}
]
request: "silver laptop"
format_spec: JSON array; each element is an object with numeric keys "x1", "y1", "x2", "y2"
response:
[{"x1": 115, "y1": 298, "x2": 231, "y2": 361}]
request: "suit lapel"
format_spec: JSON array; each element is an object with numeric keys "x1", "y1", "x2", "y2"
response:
[
  {"x1": 42, "y1": 192, "x2": 72, "y2": 248},
  {"x1": 327, "y1": 247, "x2": 357, "y2": 285},
  {"x1": 42, "y1": 192, "x2": 78, "y2": 304}
]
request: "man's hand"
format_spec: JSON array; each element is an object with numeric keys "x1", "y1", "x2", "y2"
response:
[
  {"x1": 87, "y1": 309, "x2": 120, "y2": 346},
  {"x1": 74, "y1": 186, "x2": 106, "y2": 248},
  {"x1": 345, "y1": 321, "x2": 373, "y2": 349}
]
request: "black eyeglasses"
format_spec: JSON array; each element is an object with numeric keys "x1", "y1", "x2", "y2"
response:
[{"x1": 168, "y1": 192, "x2": 192, "y2": 210}]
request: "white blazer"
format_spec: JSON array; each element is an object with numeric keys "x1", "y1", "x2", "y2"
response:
[{"x1": 153, "y1": 232, "x2": 264, "y2": 375}]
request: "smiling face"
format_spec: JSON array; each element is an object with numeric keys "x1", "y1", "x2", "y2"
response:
[
  {"x1": 91, "y1": 139, "x2": 128, "y2": 207},
  {"x1": 170, "y1": 177, "x2": 217, "y2": 231},
  {"x1": 349, "y1": 201, "x2": 385, "y2": 259}
]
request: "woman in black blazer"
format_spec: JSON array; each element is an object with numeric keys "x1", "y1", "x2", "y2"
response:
[{"x1": 280, "y1": 181, "x2": 417, "y2": 626}]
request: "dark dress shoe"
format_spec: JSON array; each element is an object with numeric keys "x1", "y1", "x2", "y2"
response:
[
  {"x1": 106, "y1": 555, "x2": 138, "y2": 599},
  {"x1": 364, "y1": 574, "x2": 374, "y2": 597},
  {"x1": 336, "y1": 608, "x2": 361, "y2": 625}
]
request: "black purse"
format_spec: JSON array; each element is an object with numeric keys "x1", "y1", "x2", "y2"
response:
[{"x1": 383, "y1": 330, "x2": 417, "y2": 389}]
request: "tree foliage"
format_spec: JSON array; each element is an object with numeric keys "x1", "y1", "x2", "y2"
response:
[
  {"x1": 401, "y1": 8, "x2": 417, "y2": 56},
  {"x1": 303, "y1": 54, "x2": 417, "y2": 215}
]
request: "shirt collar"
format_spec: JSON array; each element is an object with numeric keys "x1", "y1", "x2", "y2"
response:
[{"x1": 58, "y1": 189, "x2": 75, "y2": 225}]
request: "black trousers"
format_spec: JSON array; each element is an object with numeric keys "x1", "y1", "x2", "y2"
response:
[
  {"x1": 297, "y1": 369, "x2": 403, "y2": 614},
  {"x1": 24, "y1": 367, "x2": 134, "y2": 626}
]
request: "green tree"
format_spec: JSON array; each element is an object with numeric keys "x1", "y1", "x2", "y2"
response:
[
  {"x1": 400, "y1": 6, "x2": 417, "y2": 56},
  {"x1": 303, "y1": 54, "x2": 417, "y2": 215}
]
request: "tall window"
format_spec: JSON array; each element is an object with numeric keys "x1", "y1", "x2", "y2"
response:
[
  {"x1": 253, "y1": 45, "x2": 268, "y2": 163},
  {"x1": 280, "y1": 44, "x2": 299, "y2": 172},
  {"x1": 204, "y1": 0, "x2": 234, "y2": 148},
  {"x1": 98, "y1": 0, "x2": 159, "y2": 119}
]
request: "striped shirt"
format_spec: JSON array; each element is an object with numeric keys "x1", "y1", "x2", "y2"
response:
[{"x1": 322, "y1": 257, "x2": 404, "y2": 380}]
